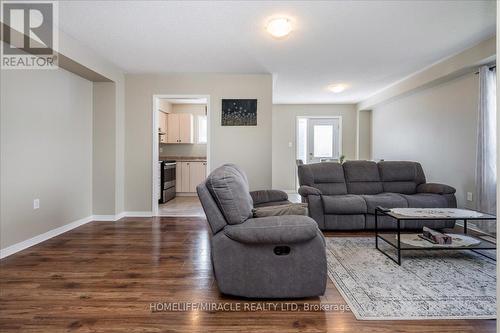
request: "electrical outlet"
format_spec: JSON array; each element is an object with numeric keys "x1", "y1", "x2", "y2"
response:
[
  {"x1": 159, "y1": 147, "x2": 163, "y2": 153},
  {"x1": 33, "y1": 199, "x2": 40, "y2": 210},
  {"x1": 466, "y1": 192, "x2": 473, "y2": 202},
  {"x1": 288, "y1": 141, "x2": 293, "y2": 148}
]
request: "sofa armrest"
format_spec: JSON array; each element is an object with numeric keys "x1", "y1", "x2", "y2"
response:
[
  {"x1": 250, "y1": 190, "x2": 288, "y2": 206},
  {"x1": 298, "y1": 185, "x2": 322, "y2": 197},
  {"x1": 223, "y1": 215, "x2": 318, "y2": 244},
  {"x1": 417, "y1": 183, "x2": 456, "y2": 195},
  {"x1": 253, "y1": 203, "x2": 308, "y2": 218}
]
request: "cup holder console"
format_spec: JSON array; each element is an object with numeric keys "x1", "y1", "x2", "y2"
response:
[{"x1": 273, "y1": 246, "x2": 291, "y2": 256}]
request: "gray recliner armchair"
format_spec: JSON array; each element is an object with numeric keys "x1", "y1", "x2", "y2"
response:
[{"x1": 197, "y1": 164, "x2": 327, "y2": 298}]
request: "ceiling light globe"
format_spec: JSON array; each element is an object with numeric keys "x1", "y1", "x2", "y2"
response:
[
  {"x1": 266, "y1": 18, "x2": 292, "y2": 38},
  {"x1": 328, "y1": 84, "x2": 347, "y2": 93}
]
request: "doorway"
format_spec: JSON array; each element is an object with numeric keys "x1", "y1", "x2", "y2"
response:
[
  {"x1": 295, "y1": 116, "x2": 342, "y2": 191},
  {"x1": 296, "y1": 116, "x2": 342, "y2": 164},
  {"x1": 151, "y1": 95, "x2": 210, "y2": 217}
]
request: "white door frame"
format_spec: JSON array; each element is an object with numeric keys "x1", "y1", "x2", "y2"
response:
[{"x1": 151, "y1": 94, "x2": 211, "y2": 216}]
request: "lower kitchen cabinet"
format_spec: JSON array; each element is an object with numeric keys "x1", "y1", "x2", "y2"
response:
[{"x1": 176, "y1": 161, "x2": 207, "y2": 193}]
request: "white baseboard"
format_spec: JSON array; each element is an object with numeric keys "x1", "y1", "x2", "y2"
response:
[
  {"x1": 123, "y1": 211, "x2": 153, "y2": 217},
  {"x1": 114, "y1": 211, "x2": 126, "y2": 220},
  {"x1": 91, "y1": 211, "x2": 152, "y2": 221},
  {"x1": 92, "y1": 214, "x2": 118, "y2": 221},
  {"x1": 0, "y1": 215, "x2": 93, "y2": 259},
  {"x1": 0, "y1": 211, "x2": 155, "y2": 259}
]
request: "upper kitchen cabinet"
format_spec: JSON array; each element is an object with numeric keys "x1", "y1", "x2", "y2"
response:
[
  {"x1": 158, "y1": 99, "x2": 172, "y2": 113},
  {"x1": 158, "y1": 111, "x2": 168, "y2": 143},
  {"x1": 166, "y1": 113, "x2": 194, "y2": 144}
]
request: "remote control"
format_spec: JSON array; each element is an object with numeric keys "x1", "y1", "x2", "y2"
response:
[{"x1": 376, "y1": 206, "x2": 391, "y2": 212}]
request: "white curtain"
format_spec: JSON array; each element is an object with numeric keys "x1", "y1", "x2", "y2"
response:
[{"x1": 475, "y1": 66, "x2": 496, "y2": 233}]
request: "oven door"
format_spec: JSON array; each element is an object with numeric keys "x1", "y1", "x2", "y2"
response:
[{"x1": 163, "y1": 162, "x2": 177, "y2": 190}]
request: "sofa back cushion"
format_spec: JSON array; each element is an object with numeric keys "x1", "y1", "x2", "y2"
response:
[
  {"x1": 206, "y1": 164, "x2": 253, "y2": 225},
  {"x1": 343, "y1": 160, "x2": 383, "y2": 194},
  {"x1": 378, "y1": 161, "x2": 426, "y2": 194},
  {"x1": 197, "y1": 182, "x2": 228, "y2": 234},
  {"x1": 297, "y1": 162, "x2": 347, "y2": 195}
]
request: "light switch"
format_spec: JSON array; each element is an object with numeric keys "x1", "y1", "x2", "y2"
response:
[
  {"x1": 288, "y1": 142, "x2": 293, "y2": 148},
  {"x1": 466, "y1": 192, "x2": 473, "y2": 202},
  {"x1": 33, "y1": 199, "x2": 40, "y2": 209}
]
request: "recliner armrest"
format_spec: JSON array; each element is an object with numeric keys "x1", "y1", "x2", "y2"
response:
[
  {"x1": 417, "y1": 183, "x2": 456, "y2": 195},
  {"x1": 250, "y1": 190, "x2": 288, "y2": 206},
  {"x1": 298, "y1": 185, "x2": 322, "y2": 197},
  {"x1": 223, "y1": 215, "x2": 319, "y2": 244}
]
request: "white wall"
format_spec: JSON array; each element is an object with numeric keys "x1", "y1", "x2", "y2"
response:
[
  {"x1": 1, "y1": 69, "x2": 93, "y2": 248},
  {"x1": 372, "y1": 73, "x2": 479, "y2": 208},
  {"x1": 358, "y1": 36, "x2": 495, "y2": 111},
  {"x1": 272, "y1": 104, "x2": 357, "y2": 191},
  {"x1": 125, "y1": 74, "x2": 273, "y2": 211}
]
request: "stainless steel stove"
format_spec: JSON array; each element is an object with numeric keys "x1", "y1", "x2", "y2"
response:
[{"x1": 159, "y1": 160, "x2": 176, "y2": 203}]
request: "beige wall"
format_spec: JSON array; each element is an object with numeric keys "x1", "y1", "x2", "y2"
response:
[
  {"x1": 0, "y1": 69, "x2": 93, "y2": 248},
  {"x1": 59, "y1": 30, "x2": 126, "y2": 216},
  {"x1": 358, "y1": 110, "x2": 372, "y2": 160},
  {"x1": 372, "y1": 73, "x2": 479, "y2": 208},
  {"x1": 272, "y1": 104, "x2": 357, "y2": 191},
  {"x1": 160, "y1": 104, "x2": 208, "y2": 158},
  {"x1": 93, "y1": 82, "x2": 117, "y2": 215},
  {"x1": 125, "y1": 74, "x2": 273, "y2": 211}
]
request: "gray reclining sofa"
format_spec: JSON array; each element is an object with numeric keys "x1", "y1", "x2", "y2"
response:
[
  {"x1": 197, "y1": 164, "x2": 327, "y2": 298},
  {"x1": 298, "y1": 160, "x2": 457, "y2": 230}
]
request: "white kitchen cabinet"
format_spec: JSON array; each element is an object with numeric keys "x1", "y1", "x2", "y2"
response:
[
  {"x1": 175, "y1": 162, "x2": 182, "y2": 190},
  {"x1": 178, "y1": 114, "x2": 194, "y2": 143},
  {"x1": 158, "y1": 99, "x2": 172, "y2": 113},
  {"x1": 166, "y1": 113, "x2": 180, "y2": 144},
  {"x1": 167, "y1": 113, "x2": 193, "y2": 144},
  {"x1": 177, "y1": 161, "x2": 207, "y2": 193},
  {"x1": 158, "y1": 111, "x2": 167, "y2": 143},
  {"x1": 189, "y1": 161, "x2": 207, "y2": 192},
  {"x1": 180, "y1": 162, "x2": 191, "y2": 192}
]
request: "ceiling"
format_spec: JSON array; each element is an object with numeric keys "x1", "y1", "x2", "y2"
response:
[{"x1": 58, "y1": 1, "x2": 496, "y2": 104}]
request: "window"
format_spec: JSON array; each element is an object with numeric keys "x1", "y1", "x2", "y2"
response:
[
  {"x1": 197, "y1": 115, "x2": 207, "y2": 144},
  {"x1": 313, "y1": 125, "x2": 333, "y2": 158}
]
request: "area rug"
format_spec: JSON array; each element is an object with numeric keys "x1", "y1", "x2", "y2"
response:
[{"x1": 325, "y1": 237, "x2": 496, "y2": 320}]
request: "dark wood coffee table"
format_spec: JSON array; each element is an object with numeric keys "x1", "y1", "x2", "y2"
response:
[{"x1": 375, "y1": 207, "x2": 496, "y2": 265}]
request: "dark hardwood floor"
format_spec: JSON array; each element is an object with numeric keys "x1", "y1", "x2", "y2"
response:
[{"x1": 0, "y1": 217, "x2": 495, "y2": 332}]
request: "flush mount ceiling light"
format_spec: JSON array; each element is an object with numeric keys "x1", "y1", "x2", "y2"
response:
[
  {"x1": 266, "y1": 17, "x2": 292, "y2": 38},
  {"x1": 328, "y1": 84, "x2": 348, "y2": 93}
]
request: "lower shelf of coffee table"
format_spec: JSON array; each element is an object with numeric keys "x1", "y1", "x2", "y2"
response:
[{"x1": 377, "y1": 233, "x2": 496, "y2": 251}]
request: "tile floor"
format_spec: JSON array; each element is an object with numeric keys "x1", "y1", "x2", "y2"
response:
[
  {"x1": 158, "y1": 196, "x2": 205, "y2": 217},
  {"x1": 158, "y1": 192, "x2": 300, "y2": 217}
]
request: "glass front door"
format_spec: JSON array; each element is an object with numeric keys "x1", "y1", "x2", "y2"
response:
[{"x1": 306, "y1": 118, "x2": 340, "y2": 163}]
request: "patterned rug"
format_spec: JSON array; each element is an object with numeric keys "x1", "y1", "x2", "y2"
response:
[{"x1": 325, "y1": 237, "x2": 496, "y2": 320}]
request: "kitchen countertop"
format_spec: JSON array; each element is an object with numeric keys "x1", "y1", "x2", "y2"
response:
[{"x1": 160, "y1": 156, "x2": 207, "y2": 162}]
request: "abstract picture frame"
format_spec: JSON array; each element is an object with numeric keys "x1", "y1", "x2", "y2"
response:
[{"x1": 221, "y1": 99, "x2": 257, "y2": 126}]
